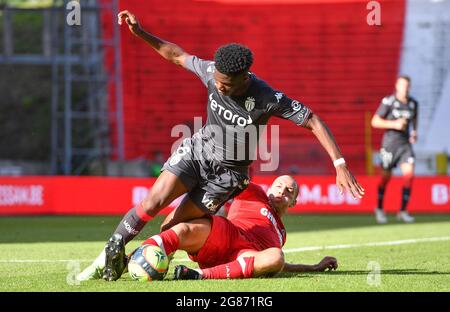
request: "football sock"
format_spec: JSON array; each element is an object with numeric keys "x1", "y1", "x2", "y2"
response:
[
  {"x1": 142, "y1": 229, "x2": 179, "y2": 256},
  {"x1": 113, "y1": 202, "x2": 153, "y2": 244},
  {"x1": 377, "y1": 186, "x2": 385, "y2": 210},
  {"x1": 403, "y1": 173, "x2": 414, "y2": 188},
  {"x1": 93, "y1": 249, "x2": 106, "y2": 267},
  {"x1": 200, "y1": 256, "x2": 255, "y2": 279},
  {"x1": 401, "y1": 187, "x2": 411, "y2": 211}
]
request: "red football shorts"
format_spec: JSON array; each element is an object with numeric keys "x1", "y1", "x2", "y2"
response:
[{"x1": 188, "y1": 216, "x2": 257, "y2": 269}]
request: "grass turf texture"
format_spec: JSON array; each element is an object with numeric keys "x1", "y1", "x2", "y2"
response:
[{"x1": 0, "y1": 214, "x2": 449, "y2": 292}]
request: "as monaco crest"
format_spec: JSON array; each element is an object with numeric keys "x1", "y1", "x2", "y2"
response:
[{"x1": 245, "y1": 97, "x2": 255, "y2": 112}]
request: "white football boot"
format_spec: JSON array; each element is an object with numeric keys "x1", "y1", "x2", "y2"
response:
[
  {"x1": 397, "y1": 211, "x2": 415, "y2": 223},
  {"x1": 374, "y1": 208, "x2": 388, "y2": 224}
]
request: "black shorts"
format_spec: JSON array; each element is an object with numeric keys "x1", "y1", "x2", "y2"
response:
[
  {"x1": 379, "y1": 142, "x2": 415, "y2": 171},
  {"x1": 161, "y1": 135, "x2": 250, "y2": 214}
]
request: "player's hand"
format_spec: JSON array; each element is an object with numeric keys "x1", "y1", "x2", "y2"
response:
[
  {"x1": 393, "y1": 118, "x2": 408, "y2": 131},
  {"x1": 336, "y1": 165, "x2": 365, "y2": 199},
  {"x1": 314, "y1": 256, "x2": 338, "y2": 272},
  {"x1": 409, "y1": 130, "x2": 417, "y2": 144},
  {"x1": 118, "y1": 10, "x2": 142, "y2": 36}
]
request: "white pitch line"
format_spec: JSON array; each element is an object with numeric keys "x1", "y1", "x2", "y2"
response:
[
  {"x1": 1, "y1": 236, "x2": 449, "y2": 264},
  {"x1": 283, "y1": 236, "x2": 450, "y2": 253},
  {"x1": 0, "y1": 259, "x2": 92, "y2": 263}
]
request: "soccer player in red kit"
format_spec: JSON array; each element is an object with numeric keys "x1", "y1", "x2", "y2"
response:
[{"x1": 137, "y1": 175, "x2": 337, "y2": 280}]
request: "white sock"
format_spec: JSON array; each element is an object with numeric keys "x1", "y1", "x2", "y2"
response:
[
  {"x1": 93, "y1": 249, "x2": 106, "y2": 267},
  {"x1": 149, "y1": 235, "x2": 167, "y2": 255}
]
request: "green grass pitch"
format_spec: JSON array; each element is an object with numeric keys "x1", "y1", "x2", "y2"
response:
[{"x1": 1, "y1": 214, "x2": 449, "y2": 292}]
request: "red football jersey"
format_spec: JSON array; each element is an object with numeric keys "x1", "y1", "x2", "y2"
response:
[{"x1": 227, "y1": 183, "x2": 286, "y2": 250}]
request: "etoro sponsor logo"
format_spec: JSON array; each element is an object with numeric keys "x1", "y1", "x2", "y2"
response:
[
  {"x1": 209, "y1": 94, "x2": 253, "y2": 126},
  {"x1": 0, "y1": 185, "x2": 44, "y2": 206}
]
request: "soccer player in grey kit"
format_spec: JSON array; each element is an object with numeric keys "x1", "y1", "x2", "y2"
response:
[
  {"x1": 77, "y1": 10, "x2": 365, "y2": 281},
  {"x1": 371, "y1": 76, "x2": 418, "y2": 224}
]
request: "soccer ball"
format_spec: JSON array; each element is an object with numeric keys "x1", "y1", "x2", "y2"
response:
[{"x1": 128, "y1": 245, "x2": 169, "y2": 282}]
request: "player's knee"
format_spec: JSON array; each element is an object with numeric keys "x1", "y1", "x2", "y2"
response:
[
  {"x1": 403, "y1": 174, "x2": 414, "y2": 188},
  {"x1": 141, "y1": 193, "x2": 168, "y2": 215},
  {"x1": 263, "y1": 248, "x2": 284, "y2": 273},
  {"x1": 271, "y1": 249, "x2": 285, "y2": 272},
  {"x1": 170, "y1": 222, "x2": 191, "y2": 236}
]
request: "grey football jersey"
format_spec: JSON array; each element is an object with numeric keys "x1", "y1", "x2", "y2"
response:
[
  {"x1": 376, "y1": 94, "x2": 418, "y2": 146},
  {"x1": 184, "y1": 55, "x2": 313, "y2": 170}
]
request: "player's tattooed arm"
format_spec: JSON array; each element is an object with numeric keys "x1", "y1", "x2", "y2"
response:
[
  {"x1": 117, "y1": 10, "x2": 190, "y2": 67},
  {"x1": 282, "y1": 257, "x2": 338, "y2": 272},
  {"x1": 305, "y1": 114, "x2": 365, "y2": 199}
]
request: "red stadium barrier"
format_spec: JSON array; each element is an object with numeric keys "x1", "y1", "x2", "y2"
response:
[{"x1": 0, "y1": 176, "x2": 448, "y2": 215}]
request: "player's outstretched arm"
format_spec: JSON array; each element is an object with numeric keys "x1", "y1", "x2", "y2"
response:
[
  {"x1": 117, "y1": 10, "x2": 190, "y2": 68},
  {"x1": 305, "y1": 114, "x2": 365, "y2": 199},
  {"x1": 282, "y1": 256, "x2": 338, "y2": 273}
]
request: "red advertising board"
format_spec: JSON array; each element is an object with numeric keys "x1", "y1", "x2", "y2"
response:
[{"x1": 0, "y1": 176, "x2": 449, "y2": 215}]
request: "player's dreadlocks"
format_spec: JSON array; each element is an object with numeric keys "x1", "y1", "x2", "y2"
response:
[{"x1": 214, "y1": 43, "x2": 253, "y2": 76}]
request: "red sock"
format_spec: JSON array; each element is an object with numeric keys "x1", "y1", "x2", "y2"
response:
[
  {"x1": 141, "y1": 229, "x2": 179, "y2": 256},
  {"x1": 202, "y1": 257, "x2": 255, "y2": 279},
  {"x1": 135, "y1": 201, "x2": 153, "y2": 222},
  {"x1": 142, "y1": 237, "x2": 158, "y2": 247}
]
